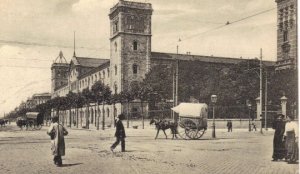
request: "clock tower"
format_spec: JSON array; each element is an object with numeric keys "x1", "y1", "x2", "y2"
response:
[{"x1": 109, "y1": 0, "x2": 153, "y2": 93}]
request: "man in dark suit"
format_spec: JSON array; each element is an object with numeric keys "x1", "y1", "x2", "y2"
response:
[{"x1": 111, "y1": 114, "x2": 126, "y2": 152}]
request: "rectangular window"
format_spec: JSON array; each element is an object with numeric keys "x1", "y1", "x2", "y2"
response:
[{"x1": 283, "y1": 31, "x2": 288, "y2": 42}]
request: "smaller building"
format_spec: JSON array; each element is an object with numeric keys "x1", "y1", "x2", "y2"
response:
[{"x1": 26, "y1": 92, "x2": 51, "y2": 109}]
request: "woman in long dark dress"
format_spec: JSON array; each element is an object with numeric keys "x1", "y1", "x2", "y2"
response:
[
  {"x1": 284, "y1": 116, "x2": 298, "y2": 163},
  {"x1": 272, "y1": 114, "x2": 286, "y2": 161}
]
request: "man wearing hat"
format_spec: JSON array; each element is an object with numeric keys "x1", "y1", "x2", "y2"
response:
[{"x1": 111, "y1": 114, "x2": 126, "y2": 152}]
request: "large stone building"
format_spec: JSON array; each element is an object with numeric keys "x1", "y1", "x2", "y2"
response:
[
  {"x1": 51, "y1": 0, "x2": 275, "y2": 128},
  {"x1": 275, "y1": 0, "x2": 297, "y2": 70}
]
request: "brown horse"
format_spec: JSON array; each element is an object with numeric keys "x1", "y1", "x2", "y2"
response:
[{"x1": 150, "y1": 119, "x2": 178, "y2": 139}]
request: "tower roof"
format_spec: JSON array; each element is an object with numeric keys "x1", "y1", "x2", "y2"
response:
[
  {"x1": 109, "y1": 0, "x2": 152, "y2": 18},
  {"x1": 54, "y1": 51, "x2": 68, "y2": 64}
]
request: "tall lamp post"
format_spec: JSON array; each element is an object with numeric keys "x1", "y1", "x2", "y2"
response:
[
  {"x1": 211, "y1": 95, "x2": 217, "y2": 138},
  {"x1": 247, "y1": 102, "x2": 252, "y2": 132}
]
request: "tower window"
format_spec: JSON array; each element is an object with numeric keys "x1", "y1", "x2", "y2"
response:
[
  {"x1": 107, "y1": 108, "x2": 110, "y2": 118},
  {"x1": 114, "y1": 42, "x2": 117, "y2": 52},
  {"x1": 113, "y1": 21, "x2": 119, "y2": 33},
  {"x1": 107, "y1": 68, "x2": 110, "y2": 77},
  {"x1": 283, "y1": 30, "x2": 288, "y2": 42},
  {"x1": 115, "y1": 65, "x2": 117, "y2": 75},
  {"x1": 114, "y1": 82, "x2": 118, "y2": 94},
  {"x1": 133, "y1": 64, "x2": 138, "y2": 74},
  {"x1": 133, "y1": 41, "x2": 138, "y2": 50}
]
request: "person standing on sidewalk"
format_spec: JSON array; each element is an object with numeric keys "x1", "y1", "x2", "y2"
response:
[
  {"x1": 284, "y1": 115, "x2": 298, "y2": 163},
  {"x1": 227, "y1": 120, "x2": 232, "y2": 132},
  {"x1": 111, "y1": 114, "x2": 126, "y2": 152},
  {"x1": 272, "y1": 114, "x2": 286, "y2": 161},
  {"x1": 47, "y1": 116, "x2": 68, "y2": 167}
]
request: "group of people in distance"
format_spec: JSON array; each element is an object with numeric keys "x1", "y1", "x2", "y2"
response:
[
  {"x1": 272, "y1": 114, "x2": 298, "y2": 164},
  {"x1": 46, "y1": 113, "x2": 126, "y2": 167}
]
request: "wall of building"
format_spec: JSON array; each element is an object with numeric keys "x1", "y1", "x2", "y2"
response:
[{"x1": 276, "y1": 0, "x2": 297, "y2": 69}]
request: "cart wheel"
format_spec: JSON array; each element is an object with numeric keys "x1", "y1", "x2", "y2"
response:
[
  {"x1": 178, "y1": 119, "x2": 197, "y2": 140},
  {"x1": 186, "y1": 129, "x2": 199, "y2": 140},
  {"x1": 177, "y1": 126, "x2": 189, "y2": 140},
  {"x1": 35, "y1": 125, "x2": 42, "y2": 130},
  {"x1": 195, "y1": 129, "x2": 206, "y2": 139}
]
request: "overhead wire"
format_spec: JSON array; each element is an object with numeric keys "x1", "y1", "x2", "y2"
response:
[
  {"x1": 0, "y1": 7, "x2": 276, "y2": 70},
  {"x1": 0, "y1": 7, "x2": 275, "y2": 65},
  {"x1": 160, "y1": 7, "x2": 276, "y2": 50}
]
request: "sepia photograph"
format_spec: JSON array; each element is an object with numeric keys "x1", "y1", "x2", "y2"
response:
[{"x1": 0, "y1": 0, "x2": 298, "y2": 173}]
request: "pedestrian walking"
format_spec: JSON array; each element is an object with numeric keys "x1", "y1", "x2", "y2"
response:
[
  {"x1": 227, "y1": 120, "x2": 232, "y2": 132},
  {"x1": 272, "y1": 114, "x2": 286, "y2": 161},
  {"x1": 284, "y1": 115, "x2": 298, "y2": 163},
  {"x1": 111, "y1": 114, "x2": 126, "y2": 152},
  {"x1": 47, "y1": 116, "x2": 68, "y2": 167},
  {"x1": 252, "y1": 123, "x2": 257, "y2": 131}
]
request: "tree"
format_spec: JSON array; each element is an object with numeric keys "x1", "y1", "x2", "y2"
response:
[
  {"x1": 268, "y1": 69, "x2": 298, "y2": 116},
  {"x1": 66, "y1": 92, "x2": 78, "y2": 127},
  {"x1": 91, "y1": 81, "x2": 112, "y2": 130},
  {"x1": 91, "y1": 81, "x2": 105, "y2": 130},
  {"x1": 109, "y1": 93, "x2": 121, "y2": 127},
  {"x1": 75, "y1": 92, "x2": 85, "y2": 128},
  {"x1": 143, "y1": 64, "x2": 173, "y2": 101},
  {"x1": 119, "y1": 90, "x2": 135, "y2": 128},
  {"x1": 35, "y1": 102, "x2": 51, "y2": 125},
  {"x1": 48, "y1": 96, "x2": 68, "y2": 122},
  {"x1": 133, "y1": 81, "x2": 152, "y2": 129},
  {"x1": 82, "y1": 88, "x2": 95, "y2": 129},
  {"x1": 144, "y1": 59, "x2": 263, "y2": 119}
]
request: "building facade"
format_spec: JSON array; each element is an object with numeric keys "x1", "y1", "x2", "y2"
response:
[
  {"x1": 275, "y1": 0, "x2": 297, "y2": 70},
  {"x1": 51, "y1": 0, "x2": 275, "y2": 128},
  {"x1": 25, "y1": 92, "x2": 51, "y2": 109}
]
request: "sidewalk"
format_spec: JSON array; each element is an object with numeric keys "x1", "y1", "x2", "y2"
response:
[{"x1": 0, "y1": 124, "x2": 297, "y2": 174}]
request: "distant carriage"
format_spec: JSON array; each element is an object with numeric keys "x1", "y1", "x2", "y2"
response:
[
  {"x1": 16, "y1": 112, "x2": 43, "y2": 130},
  {"x1": 172, "y1": 103, "x2": 208, "y2": 140}
]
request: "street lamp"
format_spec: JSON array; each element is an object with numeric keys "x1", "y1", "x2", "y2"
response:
[
  {"x1": 247, "y1": 102, "x2": 252, "y2": 132},
  {"x1": 211, "y1": 95, "x2": 217, "y2": 138}
]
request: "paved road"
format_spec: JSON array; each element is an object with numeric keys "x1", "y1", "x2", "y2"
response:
[{"x1": 0, "y1": 123, "x2": 298, "y2": 174}]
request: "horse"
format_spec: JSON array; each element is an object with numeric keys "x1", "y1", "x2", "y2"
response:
[
  {"x1": 0, "y1": 119, "x2": 5, "y2": 127},
  {"x1": 4, "y1": 119, "x2": 9, "y2": 124},
  {"x1": 150, "y1": 119, "x2": 178, "y2": 140}
]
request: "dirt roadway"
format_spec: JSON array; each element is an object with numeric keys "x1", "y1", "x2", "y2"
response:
[{"x1": 0, "y1": 124, "x2": 298, "y2": 174}]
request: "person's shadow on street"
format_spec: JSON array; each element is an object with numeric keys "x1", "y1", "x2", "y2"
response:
[{"x1": 60, "y1": 163, "x2": 83, "y2": 167}]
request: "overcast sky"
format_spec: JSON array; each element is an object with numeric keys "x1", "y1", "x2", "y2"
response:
[{"x1": 0, "y1": 0, "x2": 277, "y2": 116}]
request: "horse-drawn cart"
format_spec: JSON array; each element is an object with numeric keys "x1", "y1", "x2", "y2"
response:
[
  {"x1": 172, "y1": 103, "x2": 208, "y2": 140},
  {"x1": 17, "y1": 112, "x2": 43, "y2": 130}
]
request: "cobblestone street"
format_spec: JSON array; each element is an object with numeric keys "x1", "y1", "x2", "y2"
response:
[{"x1": 0, "y1": 123, "x2": 298, "y2": 174}]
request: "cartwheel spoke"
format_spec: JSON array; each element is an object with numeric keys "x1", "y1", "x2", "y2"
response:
[{"x1": 196, "y1": 129, "x2": 206, "y2": 139}]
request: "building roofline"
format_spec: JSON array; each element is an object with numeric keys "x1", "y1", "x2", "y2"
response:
[
  {"x1": 78, "y1": 60, "x2": 110, "y2": 79},
  {"x1": 151, "y1": 51, "x2": 275, "y2": 66}
]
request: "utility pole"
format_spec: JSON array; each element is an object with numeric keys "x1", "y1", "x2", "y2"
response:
[
  {"x1": 265, "y1": 70, "x2": 268, "y2": 131},
  {"x1": 176, "y1": 45, "x2": 179, "y2": 107},
  {"x1": 172, "y1": 39, "x2": 180, "y2": 122},
  {"x1": 260, "y1": 48, "x2": 263, "y2": 134},
  {"x1": 172, "y1": 60, "x2": 175, "y2": 121}
]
